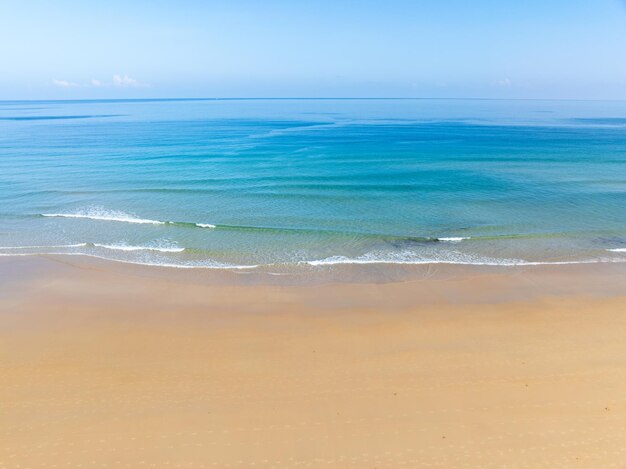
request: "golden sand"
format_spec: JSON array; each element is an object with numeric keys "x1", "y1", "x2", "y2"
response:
[{"x1": 2, "y1": 256, "x2": 626, "y2": 467}]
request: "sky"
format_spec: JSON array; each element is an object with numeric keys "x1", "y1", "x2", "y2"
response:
[{"x1": 2, "y1": 0, "x2": 626, "y2": 100}]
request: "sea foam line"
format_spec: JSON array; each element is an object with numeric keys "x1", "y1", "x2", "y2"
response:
[
  {"x1": 0, "y1": 251, "x2": 623, "y2": 269},
  {"x1": 41, "y1": 208, "x2": 217, "y2": 229},
  {"x1": 92, "y1": 243, "x2": 185, "y2": 253},
  {"x1": 0, "y1": 252, "x2": 258, "y2": 269},
  {"x1": 0, "y1": 243, "x2": 88, "y2": 250},
  {"x1": 303, "y1": 251, "x2": 618, "y2": 267},
  {"x1": 305, "y1": 257, "x2": 614, "y2": 267},
  {"x1": 0, "y1": 242, "x2": 184, "y2": 253},
  {"x1": 608, "y1": 248, "x2": 626, "y2": 252},
  {"x1": 42, "y1": 212, "x2": 165, "y2": 225}
]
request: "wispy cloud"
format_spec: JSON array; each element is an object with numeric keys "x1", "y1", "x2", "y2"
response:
[
  {"x1": 52, "y1": 75, "x2": 148, "y2": 89},
  {"x1": 494, "y1": 78, "x2": 512, "y2": 87},
  {"x1": 112, "y1": 74, "x2": 147, "y2": 87},
  {"x1": 52, "y1": 79, "x2": 79, "y2": 88}
]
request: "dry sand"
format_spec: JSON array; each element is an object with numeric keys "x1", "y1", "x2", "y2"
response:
[{"x1": 2, "y1": 256, "x2": 626, "y2": 468}]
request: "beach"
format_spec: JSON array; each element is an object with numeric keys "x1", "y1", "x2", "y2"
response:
[
  {"x1": 2, "y1": 256, "x2": 626, "y2": 467},
  {"x1": 4, "y1": 1, "x2": 626, "y2": 467}
]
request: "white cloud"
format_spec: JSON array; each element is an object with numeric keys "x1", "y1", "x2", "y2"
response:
[
  {"x1": 53, "y1": 79, "x2": 79, "y2": 88},
  {"x1": 112, "y1": 74, "x2": 146, "y2": 87},
  {"x1": 494, "y1": 78, "x2": 512, "y2": 87},
  {"x1": 52, "y1": 75, "x2": 148, "y2": 89}
]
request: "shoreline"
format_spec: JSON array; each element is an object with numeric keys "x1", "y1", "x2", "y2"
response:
[
  {"x1": 3, "y1": 257, "x2": 626, "y2": 467},
  {"x1": 2, "y1": 237, "x2": 625, "y2": 274},
  {"x1": 2, "y1": 251, "x2": 626, "y2": 288}
]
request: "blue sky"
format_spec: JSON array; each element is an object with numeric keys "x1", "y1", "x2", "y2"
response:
[{"x1": 2, "y1": 0, "x2": 626, "y2": 99}]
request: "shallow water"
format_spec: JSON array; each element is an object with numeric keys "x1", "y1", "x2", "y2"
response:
[{"x1": 1, "y1": 98, "x2": 626, "y2": 271}]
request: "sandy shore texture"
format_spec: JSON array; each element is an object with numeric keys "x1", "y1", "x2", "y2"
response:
[{"x1": 2, "y1": 256, "x2": 626, "y2": 468}]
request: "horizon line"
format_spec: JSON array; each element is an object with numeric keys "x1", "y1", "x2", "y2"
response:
[{"x1": 3, "y1": 97, "x2": 626, "y2": 104}]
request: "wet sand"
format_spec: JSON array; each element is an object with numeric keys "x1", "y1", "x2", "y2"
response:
[{"x1": 2, "y1": 256, "x2": 626, "y2": 467}]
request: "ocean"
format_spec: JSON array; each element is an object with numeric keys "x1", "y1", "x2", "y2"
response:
[{"x1": 1, "y1": 98, "x2": 626, "y2": 272}]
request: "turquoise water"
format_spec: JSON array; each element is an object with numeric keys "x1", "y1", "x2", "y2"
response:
[{"x1": 1, "y1": 98, "x2": 626, "y2": 271}]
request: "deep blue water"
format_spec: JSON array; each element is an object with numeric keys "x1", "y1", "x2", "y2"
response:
[{"x1": 1, "y1": 98, "x2": 625, "y2": 270}]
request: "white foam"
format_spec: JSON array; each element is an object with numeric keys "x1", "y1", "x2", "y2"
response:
[
  {"x1": 305, "y1": 250, "x2": 512, "y2": 266},
  {"x1": 437, "y1": 237, "x2": 470, "y2": 242},
  {"x1": 42, "y1": 207, "x2": 165, "y2": 225},
  {"x1": 0, "y1": 250, "x2": 622, "y2": 269},
  {"x1": 0, "y1": 252, "x2": 258, "y2": 269},
  {"x1": 196, "y1": 223, "x2": 216, "y2": 228},
  {"x1": 304, "y1": 250, "x2": 614, "y2": 267},
  {"x1": 608, "y1": 248, "x2": 626, "y2": 252},
  {"x1": 305, "y1": 256, "x2": 515, "y2": 266},
  {"x1": 0, "y1": 243, "x2": 87, "y2": 250},
  {"x1": 92, "y1": 243, "x2": 184, "y2": 253}
]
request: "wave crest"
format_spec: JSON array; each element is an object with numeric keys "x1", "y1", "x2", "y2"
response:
[
  {"x1": 43, "y1": 207, "x2": 164, "y2": 225},
  {"x1": 92, "y1": 243, "x2": 184, "y2": 253}
]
